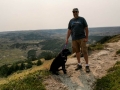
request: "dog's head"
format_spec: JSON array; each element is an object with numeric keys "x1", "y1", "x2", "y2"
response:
[{"x1": 61, "y1": 49, "x2": 71, "y2": 57}]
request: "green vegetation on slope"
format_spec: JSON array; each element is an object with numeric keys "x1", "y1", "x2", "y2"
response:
[
  {"x1": 0, "y1": 59, "x2": 43, "y2": 77},
  {"x1": 0, "y1": 70, "x2": 50, "y2": 90},
  {"x1": 94, "y1": 61, "x2": 120, "y2": 90},
  {"x1": 88, "y1": 43, "x2": 104, "y2": 50},
  {"x1": 0, "y1": 49, "x2": 26, "y2": 66},
  {"x1": 97, "y1": 34, "x2": 120, "y2": 44},
  {"x1": 88, "y1": 34, "x2": 120, "y2": 51}
]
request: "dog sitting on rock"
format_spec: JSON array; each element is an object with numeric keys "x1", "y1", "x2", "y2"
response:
[{"x1": 49, "y1": 49, "x2": 71, "y2": 75}]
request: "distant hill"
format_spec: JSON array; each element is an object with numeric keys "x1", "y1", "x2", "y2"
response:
[
  {"x1": 89, "y1": 26, "x2": 120, "y2": 36},
  {"x1": 0, "y1": 26, "x2": 120, "y2": 44},
  {"x1": 0, "y1": 26, "x2": 120, "y2": 36}
]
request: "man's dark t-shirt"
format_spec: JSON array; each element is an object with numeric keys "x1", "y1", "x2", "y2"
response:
[{"x1": 68, "y1": 17, "x2": 88, "y2": 40}]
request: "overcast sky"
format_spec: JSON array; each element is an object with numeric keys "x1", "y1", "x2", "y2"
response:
[{"x1": 0, "y1": 0, "x2": 120, "y2": 31}]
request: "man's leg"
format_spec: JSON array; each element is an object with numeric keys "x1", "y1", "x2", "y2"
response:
[
  {"x1": 76, "y1": 52, "x2": 80, "y2": 63},
  {"x1": 72, "y1": 40, "x2": 82, "y2": 70},
  {"x1": 75, "y1": 52, "x2": 82, "y2": 70},
  {"x1": 81, "y1": 39, "x2": 90, "y2": 72},
  {"x1": 83, "y1": 52, "x2": 88, "y2": 64},
  {"x1": 84, "y1": 53, "x2": 90, "y2": 72}
]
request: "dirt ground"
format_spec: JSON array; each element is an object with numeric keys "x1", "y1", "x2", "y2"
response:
[{"x1": 43, "y1": 40, "x2": 120, "y2": 90}]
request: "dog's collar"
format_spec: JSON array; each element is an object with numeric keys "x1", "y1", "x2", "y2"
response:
[{"x1": 61, "y1": 53, "x2": 66, "y2": 58}]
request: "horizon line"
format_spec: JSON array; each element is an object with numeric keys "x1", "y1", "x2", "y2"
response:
[{"x1": 0, "y1": 26, "x2": 120, "y2": 32}]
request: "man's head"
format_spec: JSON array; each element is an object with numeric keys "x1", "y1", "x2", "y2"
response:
[{"x1": 72, "y1": 8, "x2": 79, "y2": 18}]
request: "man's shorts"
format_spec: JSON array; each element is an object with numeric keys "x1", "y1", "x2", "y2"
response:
[{"x1": 72, "y1": 38, "x2": 88, "y2": 54}]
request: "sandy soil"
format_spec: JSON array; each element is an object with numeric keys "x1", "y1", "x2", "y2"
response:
[{"x1": 43, "y1": 40, "x2": 120, "y2": 90}]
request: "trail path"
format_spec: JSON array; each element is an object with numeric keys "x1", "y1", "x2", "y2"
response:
[{"x1": 43, "y1": 40, "x2": 120, "y2": 90}]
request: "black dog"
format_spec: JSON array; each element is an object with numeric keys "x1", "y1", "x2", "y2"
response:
[{"x1": 49, "y1": 49, "x2": 71, "y2": 75}]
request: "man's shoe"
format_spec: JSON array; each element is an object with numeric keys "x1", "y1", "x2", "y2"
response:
[
  {"x1": 86, "y1": 66, "x2": 90, "y2": 73},
  {"x1": 75, "y1": 65, "x2": 82, "y2": 70}
]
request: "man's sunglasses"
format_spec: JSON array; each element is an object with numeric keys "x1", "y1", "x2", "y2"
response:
[{"x1": 73, "y1": 11, "x2": 78, "y2": 13}]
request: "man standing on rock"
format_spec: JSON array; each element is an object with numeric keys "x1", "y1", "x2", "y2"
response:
[{"x1": 66, "y1": 8, "x2": 90, "y2": 72}]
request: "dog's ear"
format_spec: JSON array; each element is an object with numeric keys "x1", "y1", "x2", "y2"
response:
[
  {"x1": 61, "y1": 49, "x2": 71, "y2": 56},
  {"x1": 62, "y1": 49, "x2": 68, "y2": 53}
]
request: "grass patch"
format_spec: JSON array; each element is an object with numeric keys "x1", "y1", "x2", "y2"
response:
[
  {"x1": 94, "y1": 61, "x2": 120, "y2": 90},
  {"x1": 116, "y1": 49, "x2": 120, "y2": 54},
  {"x1": 88, "y1": 43, "x2": 104, "y2": 51},
  {"x1": 88, "y1": 34, "x2": 120, "y2": 51},
  {"x1": 0, "y1": 70, "x2": 50, "y2": 90},
  {"x1": 97, "y1": 36, "x2": 112, "y2": 44},
  {"x1": 0, "y1": 49, "x2": 26, "y2": 67},
  {"x1": 107, "y1": 35, "x2": 120, "y2": 43},
  {"x1": 97, "y1": 35, "x2": 120, "y2": 44},
  {"x1": 0, "y1": 59, "x2": 43, "y2": 77}
]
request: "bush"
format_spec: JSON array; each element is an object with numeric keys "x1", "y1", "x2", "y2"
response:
[
  {"x1": 11, "y1": 63, "x2": 19, "y2": 72},
  {"x1": 0, "y1": 70, "x2": 50, "y2": 90},
  {"x1": 36, "y1": 60, "x2": 42, "y2": 66},
  {"x1": 0, "y1": 65, "x2": 9, "y2": 77},
  {"x1": 94, "y1": 61, "x2": 120, "y2": 90},
  {"x1": 116, "y1": 49, "x2": 120, "y2": 54},
  {"x1": 0, "y1": 63, "x2": 20, "y2": 77},
  {"x1": 19, "y1": 62, "x2": 25, "y2": 70},
  {"x1": 7, "y1": 65, "x2": 14, "y2": 75},
  {"x1": 26, "y1": 62, "x2": 32, "y2": 69}
]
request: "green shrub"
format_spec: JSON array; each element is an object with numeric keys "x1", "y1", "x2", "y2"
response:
[
  {"x1": 26, "y1": 63, "x2": 32, "y2": 69},
  {"x1": 116, "y1": 49, "x2": 120, "y2": 54},
  {"x1": 7, "y1": 63, "x2": 20, "y2": 76},
  {"x1": 94, "y1": 61, "x2": 120, "y2": 90},
  {"x1": 0, "y1": 70, "x2": 50, "y2": 90},
  {"x1": 11, "y1": 63, "x2": 19, "y2": 72},
  {"x1": 19, "y1": 62, "x2": 25, "y2": 70},
  {"x1": 88, "y1": 43, "x2": 104, "y2": 51},
  {"x1": 7, "y1": 65, "x2": 14, "y2": 75},
  {"x1": 0, "y1": 65, "x2": 9, "y2": 77},
  {"x1": 0, "y1": 63, "x2": 20, "y2": 77},
  {"x1": 36, "y1": 60, "x2": 42, "y2": 66}
]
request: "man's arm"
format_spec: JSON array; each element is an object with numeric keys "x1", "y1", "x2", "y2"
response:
[
  {"x1": 66, "y1": 29, "x2": 71, "y2": 44},
  {"x1": 84, "y1": 27, "x2": 89, "y2": 42}
]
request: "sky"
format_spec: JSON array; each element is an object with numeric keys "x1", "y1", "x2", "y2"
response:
[{"x1": 0, "y1": 0, "x2": 120, "y2": 31}]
